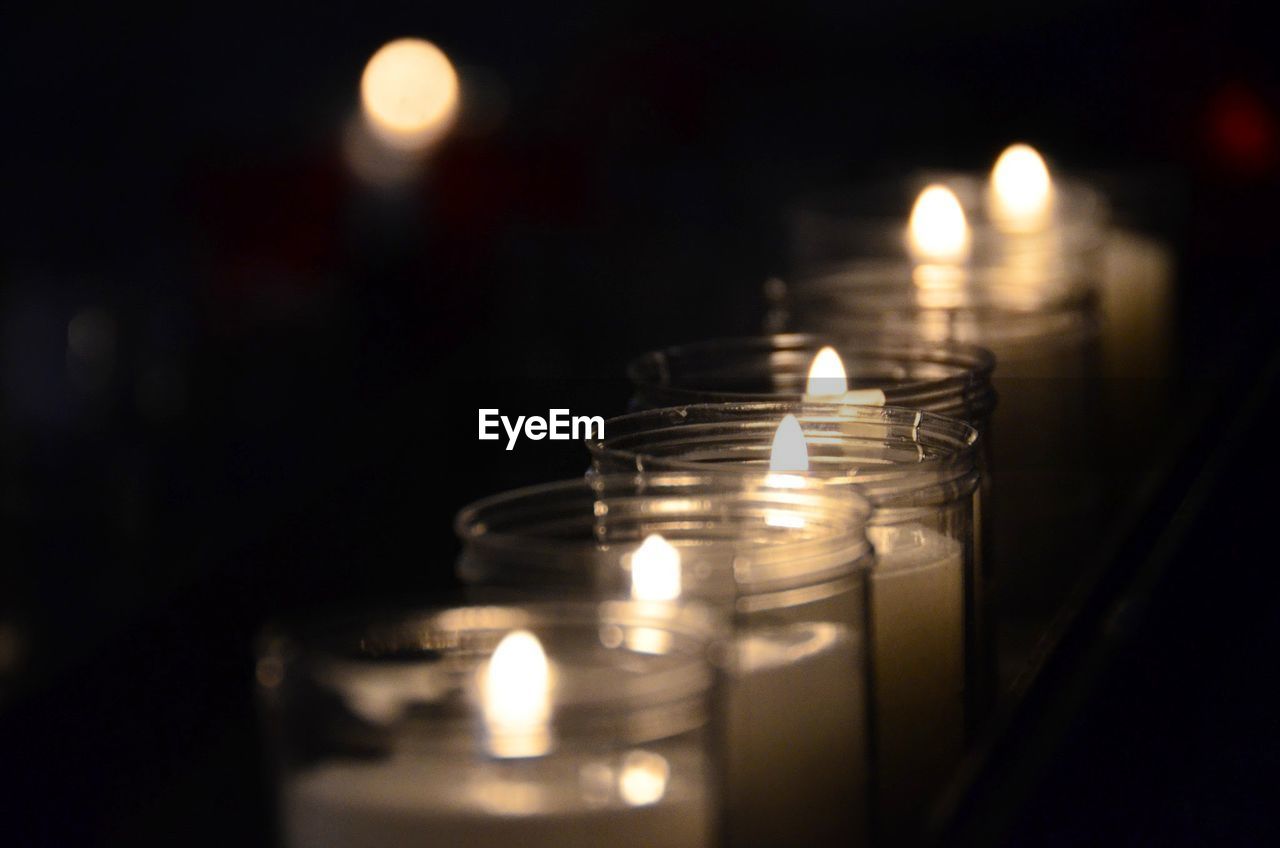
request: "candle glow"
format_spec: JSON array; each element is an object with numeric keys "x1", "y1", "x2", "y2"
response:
[
  {"x1": 618, "y1": 751, "x2": 671, "y2": 807},
  {"x1": 908, "y1": 184, "x2": 970, "y2": 264},
  {"x1": 630, "y1": 534, "x2": 682, "y2": 602},
  {"x1": 483, "y1": 630, "x2": 553, "y2": 758},
  {"x1": 989, "y1": 143, "x2": 1053, "y2": 232},
  {"x1": 361, "y1": 38, "x2": 459, "y2": 151},
  {"x1": 765, "y1": 414, "x2": 810, "y2": 504},
  {"x1": 804, "y1": 346, "x2": 888, "y2": 406},
  {"x1": 805, "y1": 346, "x2": 848, "y2": 397},
  {"x1": 769, "y1": 414, "x2": 809, "y2": 473}
]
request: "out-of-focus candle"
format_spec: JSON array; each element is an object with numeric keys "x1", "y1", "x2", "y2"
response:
[
  {"x1": 482, "y1": 631, "x2": 553, "y2": 758},
  {"x1": 803, "y1": 346, "x2": 887, "y2": 407},
  {"x1": 274, "y1": 606, "x2": 718, "y2": 848},
  {"x1": 361, "y1": 37, "x2": 460, "y2": 151},
  {"x1": 630, "y1": 533, "x2": 683, "y2": 602},
  {"x1": 988, "y1": 143, "x2": 1054, "y2": 233},
  {"x1": 346, "y1": 37, "x2": 460, "y2": 185},
  {"x1": 1099, "y1": 230, "x2": 1175, "y2": 382},
  {"x1": 453, "y1": 474, "x2": 877, "y2": 848},
  {"x1": 908, "y1": 185, "x2": 970, "y2": 264}
]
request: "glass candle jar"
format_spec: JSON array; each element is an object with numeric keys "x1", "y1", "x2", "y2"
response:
[
  {"x1": 769, "y1": 260, "x2": 1105, "y2": 633},
  {"x1": 258, "y1": 601, "x2": 722, "y2": 848},
  {"x1": 626, "y1": 333, "x2": 996, "y2": 432},
  {"x1": 588, "y1": 402, "x2": 982, "y2": 843},
  {"x1": 455, "y1": 472, "x2": 876, "y2": 848}
]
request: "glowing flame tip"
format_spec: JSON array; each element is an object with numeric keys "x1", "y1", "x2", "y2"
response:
[
  {"x1": 360, "y1": 37, "x2": 459, "y2": 151},
  {"x1": 990, "y1": 143, "x2": 1053, "y2": 229},
  {"x1": 909, "y1": 184, "x2": 970, "y2": 264},
  {"x1": 483, "y1": 629, "x2": 552, "y2": 757},
  {"x1": 806, "y1": 346, "x2": 848, "y2": 397},
  {"x1": 630, "y1": 534, "x2": 682, "y2": 602},
  {"x1": 769, "y1": 414, "x2": 809, "y2": 473}
]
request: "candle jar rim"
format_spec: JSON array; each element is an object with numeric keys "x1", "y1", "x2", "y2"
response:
[
  {"x1": 790, "y1": 172, "x2": 1108, "y2": 226},
  {"x1": 778, "y1": 256, "x2": 1096, "y2": 313},
  {"x1": 258, "y1": 599, "x2": 722, "y2": 755},
  {"x1": 626, "y1": 333, "x2": 996, "y2": 423},
  {"x1": 454, "y1": 471, "x2": 874, "y2": 601},
  {"x1": 588, "y1": 402, "x2": 980, "y2": 509},
  {"x1": 787, "y1": 171, "x2": 1109, "y2": 272}
]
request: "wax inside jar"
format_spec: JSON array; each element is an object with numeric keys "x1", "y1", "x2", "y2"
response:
[
  {"x1": 284, "y1": 742, "x2": 714, "y2": 848},
  {"x1": 866, "y1": 522, "x2": 965, "y2": 840},
  {"x1": 723, "y1": 621, "x2": 869, "y2": 848}
]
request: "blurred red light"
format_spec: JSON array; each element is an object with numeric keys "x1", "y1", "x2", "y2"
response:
[{"x1": 1207, "y1": 83, "x2": 1278, "y2": 175}]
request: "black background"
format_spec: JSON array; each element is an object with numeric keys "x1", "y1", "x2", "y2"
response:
[{"x1": 3, "y1": 1, "x2": 1279, "y2": 844}]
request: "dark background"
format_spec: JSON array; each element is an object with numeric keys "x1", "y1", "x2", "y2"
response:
[{"x1": 2, "y1": 1, "x2": 1278, "y2": 844}]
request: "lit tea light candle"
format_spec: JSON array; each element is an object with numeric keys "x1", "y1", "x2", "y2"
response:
[
  {"x1": 346, "y1": 37, "x2": 460, "y2": 185},
  {"x1": 278, "y1": 608, "x2": 717, "y2": 848},
  {"x1": 629, "y1": 534, "x2": 683, "y2": 602},
  {"x1": 805, "y1": 345, "x2": 847, "y2": 398},
  {"x1": 908, "y1": 184, "x2": 970, "y2": 264},
  {"x1": 988, "y1": 143, "x2": 1054, "y2": 233},
  {"x1": 454, "y1": 476, "x2": 877, "y2": 848},
  {"x1": 361, "y1": 37, "x2": 460, "y2": 151},
  {"x1": 803, "y1": 346, "x2": 887, "y2": 406},
  {"x1": 763, "y1": 414, "x2": 812, "y2": 505},
  {"x1": 482, "y1": 630, "x2": 554, "y2": 759},
  {"x1": 769, "y1": 413, "x2": 810, "y2": 473}
]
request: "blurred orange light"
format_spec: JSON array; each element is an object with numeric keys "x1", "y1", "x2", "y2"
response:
[
  {"x1": 361, "y1": 38, "x2": 459, "y2": 151},
  {"x1": 908, "y1": 184, "x2": 970, "y2": 264}
]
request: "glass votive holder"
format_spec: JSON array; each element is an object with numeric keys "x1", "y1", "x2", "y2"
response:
[
  {"x1": 786, "y1": 172, "x2": 1109, "y2": 276},
  {"x1": 625, "y1": 333, "x2": 997, "y2": 431},
  {"x1": 257, "y1": 600, "x2": 722, "y2": 848},
  {"x1": 455, "y1": 472, "x2": 876, "y2": 848},
  {"x1": 769, "y1": 260, "x2": 1106, "y2": 629},
  {"x1": 587, "y1": 402, "x2": 982, "y2": 842}
]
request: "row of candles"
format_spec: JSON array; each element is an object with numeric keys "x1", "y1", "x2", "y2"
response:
[{"x1": 256, "y1": 38, "x2": 1174, "y2": 848}]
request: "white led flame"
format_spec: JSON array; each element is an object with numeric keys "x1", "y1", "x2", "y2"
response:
[
  {"x1": 804, "y1": 346, "x2": 887, "y2": 406},
  {"x1": 908, "y1": 184, "x2": 970, "y2": 263},
  {"x1": 630, "y1": 534, "x2": 682, "y2": 602},
  {"x1": 990, "y1": 143, "x2": 1053, "y2": 232},
  {"x1": 769, "y1": 414, "x2": 809, "y2": 473},
  {"x1": 482, "y1": 630, "x2": 552, "y2": 758},
  {"x1": 805, "y1": 346, "x2": 848, "y2": 398}
]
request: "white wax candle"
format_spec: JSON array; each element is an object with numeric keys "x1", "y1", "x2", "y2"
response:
[
  {"x1": 866, "y1": 522, "x2": 965, "y2": 837},
  {"x1": 1099, "y1": 228, "x2": 1174, "y2": 381},
  {"x1": 284, "y1": 743, "x2": 713, "y2": 848},
  {"x1": 724, "y1": 621, "x2": 869, "y2": 848}
]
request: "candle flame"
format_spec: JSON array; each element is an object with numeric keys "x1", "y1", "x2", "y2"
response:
[
  {"x1": 630, "y1": 534, "x2": 682, "y2": 602},
  {"x1": 805, "y1": 346, "x2": 848, "y2": 397},
  {"x1": 618, "y1": 751, "x2": 670, "y2": 806},
  {"x1": 990, "y1": 143, "x2": 1053, "y2": 231},
  {"x1": 908, "y1": 184, "x2": 970, "y2": 263},
  {"x1": 483, "y1": 630, "x2": 552, "y2": 758},
  {"x1": 769, "y1": 414, "x2": 809, "y2": 473},
  {"x1": 361, "y1": 38, "x2": 459, "y2": 151}
]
